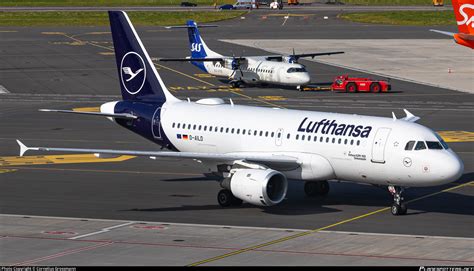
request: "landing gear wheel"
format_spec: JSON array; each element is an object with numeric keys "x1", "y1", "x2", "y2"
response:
[
  {"x1": 217, "y1": 189, "x2": 242, "y2": 207},
  {"x1": 388, "y1": 186, "x2": 407, "y2": 215},
  {"x1": 304, "y1": 181, "x2": 330, "y2": 197},
  {"x1": 217, "y1": 189, "x2": 233, "y2": 207}
]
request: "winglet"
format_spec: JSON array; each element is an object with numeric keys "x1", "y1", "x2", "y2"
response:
[
  {"x1": 402, "y1": 109, "x2": 420, "y2": 122},
  {"x1": 17, "y1": 139, "x2": 29, "y2": 157}
]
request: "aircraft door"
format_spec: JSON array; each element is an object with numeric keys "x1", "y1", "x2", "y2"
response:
[
  {"x1": 371, "y1": 127, "x2": 391, "y2": 163},
  {"x1": 152, "y1": 107, "x2": 163, "y2": 139},
  {"x1": 275, "y1": 128, "x2": 284, "y2": 146}
]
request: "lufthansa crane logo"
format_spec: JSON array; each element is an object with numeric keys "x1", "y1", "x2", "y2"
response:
[
  {"x1": 458, "y1": 4, "x2": 474, "y2": 27},
  {"x1": 191, "y1": 43, "x2": 203, "y2": 52},
  {"x1": 120, "y1": 51, "x2": 146, "y2": 95}
]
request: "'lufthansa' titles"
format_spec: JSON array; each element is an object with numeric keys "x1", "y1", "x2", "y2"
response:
[{"x1": 297, "y1": 117, "x2": 372, "y2": 138}]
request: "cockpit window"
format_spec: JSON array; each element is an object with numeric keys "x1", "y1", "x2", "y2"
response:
[
  {"x1": 405, "y1": 141, "x2": 415, "y2": 150},
  {"x1": 287, "y1": 67, "x2": 307, "y2": 73},
  {"x1": 435, "y1": 133, "x2": 449, "y2": 149},
  {"x1": 426, "y1": 141, "x2": 443, "y2": 150},
  {"x1": 414, "y1": 141, "x2": 426, "y2": 150}
]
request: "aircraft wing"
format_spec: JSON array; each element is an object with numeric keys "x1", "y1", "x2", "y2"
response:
[
  {"x1": 430, "y1": 29, "x2": 455, "y2": 37},
  {"x1": 39, "y1": 109, "x2": 137, "y2": 119},
  {"x1": 158, "y1": 57, "x2": 246, "y2": 62},
  {"x1": 265, "y1": 51, "x2": 344, "y2": 61},
  {"x1": 16, "y1": 140, "x2": 299, "y2": 165}
]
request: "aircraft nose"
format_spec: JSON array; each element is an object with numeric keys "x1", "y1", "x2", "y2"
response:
[
  {"x1": 441, "y1": 152, "x2": 464, "y2": 183},
  {"x1": 300, "y1": 73, "x2": 311, "y2": 85}
]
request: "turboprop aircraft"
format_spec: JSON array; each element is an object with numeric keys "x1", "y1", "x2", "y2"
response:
[
  {"x1": 17, "y1": 11, "x2": 464, "y2": 216},
  {"x1": 431, "y1": 0, "x2": 474, "y2": 49},
  {"x1": 159, "y1": 20, "x2": 344, "y2": 90}
]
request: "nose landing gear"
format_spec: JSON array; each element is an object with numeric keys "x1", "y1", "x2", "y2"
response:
[{"x1": 388, "y1": 185, "x2": 407, "y2": 215}]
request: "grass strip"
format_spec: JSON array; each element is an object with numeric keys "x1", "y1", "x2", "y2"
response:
[{"x1": 340, "y1": 10, "x2": 455, "y2": 26}]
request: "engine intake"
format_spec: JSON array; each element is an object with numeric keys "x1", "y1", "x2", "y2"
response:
[{"x1": 227, "y1": 168, "x2": 288, "y2": 206}]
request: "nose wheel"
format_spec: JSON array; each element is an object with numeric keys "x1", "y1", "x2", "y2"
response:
[{"x1": 388, "y1": 185, "x2": 407, "y2": 215}]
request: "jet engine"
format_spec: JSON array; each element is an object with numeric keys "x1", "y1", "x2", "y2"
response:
[{"x1": 223, "y1": 168, "x2": 288, "y2": 206}]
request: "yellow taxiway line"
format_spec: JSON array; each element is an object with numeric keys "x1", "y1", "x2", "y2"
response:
[{"x1": 0, "y1": 154, "x2": 135, "y2": 167}]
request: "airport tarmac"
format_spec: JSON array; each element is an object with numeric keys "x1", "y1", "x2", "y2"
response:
[{"x1": 0, "y1": 8, "x2": 473, "y2": 265}]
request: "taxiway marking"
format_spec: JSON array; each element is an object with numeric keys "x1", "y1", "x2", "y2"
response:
[
  {"x1": 0, "y1": 154, "x2": 135, "y2": 167},
  {"x1": 72, "y1": 106, "x2": 100, "y2": 112},
  {"x1": 69, "y1": 221, "x2": 135, "y2": 240},
  {"x1": 437, "y1": 131, "x2": 474, "y2": 142},
  {"x1": 188, "y1": 180, "x2": 473, "y2": 266}
]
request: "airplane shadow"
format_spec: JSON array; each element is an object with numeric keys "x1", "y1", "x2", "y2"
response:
[{"x1": 122, "y1": 172, "x2": 473, "y2": 217}]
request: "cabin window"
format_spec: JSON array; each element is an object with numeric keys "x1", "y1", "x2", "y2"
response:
[
  {"x1": 287, "y1": 133, "x2": 290, "y2": 139},
  {"x1": 193, "y1": 124, "x2": 197, "y2": 130},
  {"x1": 338, "y1": 138, "x2": 342, "y2": 144},
  {"x1": 308, "y1": 136, "x2": 311, "y2": 141},
  {"x1": 243, "y1": 129, "x2": 246, "y2": 135},
  {"x1": 271, "y1": 132, "x2": 275, "y2": 137},
  {"x1": 220, "y1": 127, "x2": 224, "y2": 133},
  {"x1": 344, "y1": 139, "x2": 348, "y2": 145},
  {"x1": 265, "y1": 131, "x2": 269, "y2": 137},
  {"x1": 405, "y1": 141, "x2": 416, "y2": 150},
  {"x1": 226, "y1": 128, "x2": 229, "y2": 133},
  {"x1": 172, "y1": 123, "x2": 175, "y2": 128},
  {"x1": 254, "y1": 131, "x2": 258, "y2": 136},
  {"x1": 237, "y1": 129, "x2": 240, "y2": 134},
  {"x1": 231, "y1": 128, "x2": 235, "y2": 134},
  {"x1": 314, "y1": 136, "x2": 317, "y2": 142},
  {"x1": 259, "y1": 131, "x2": 263, "y2": 136},
  {"x1": 215, "y1": 127, "x2": 218, "y2": 132},
  {"x1": 320, "y1": 137, "x2": 323, "y2": 142},
  {"x1": 326, "y1": 137, "x2": 329, "y2": 143},
  {"x1": 332, "y1": 138, "x2": 335, "y2": 144},
  {"x1": 198, "y1": 125, "x2": 202, "y2": 130},
  {"x1": 350, "y1": 139, "x2": 354, "y2": 145},
  {"x1": 302, "y1": 135, "x2": 305, "y2": 140},
  {"x1": 357, "y1": 140, "x2": 360, "y2": 146},
  {"x1": 204, "y1": 126, "x2": 207, "y2": 131},
  {"x1": 188, "y1": 124, "x2": 191, "y2": 129},
  {"x1": 177, "y1": 123, "x2": 181, "y2": 128},
  {"x1": 182, "y1": 123, "x2": 185, "y2": 128},
  {"x1": 296, "y1": 134, "x2": 299, "y2": 140},
  {"x1": 277, "y1": 133, "x2": 281, "y2": 138}
]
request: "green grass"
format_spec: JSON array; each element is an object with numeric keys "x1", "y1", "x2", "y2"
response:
[
  {"x1": 340, "y1": 10, "x2": 455, "y2": 26},
  {"x1": 338, "y1": 0, "x2": 449, "y2": 5},
  {"x1": 0, "y1": 0, "x2": 235, "y2": 6},
  {"x1": 0, "y1": 11, "x2": 247, "y2": 26}
]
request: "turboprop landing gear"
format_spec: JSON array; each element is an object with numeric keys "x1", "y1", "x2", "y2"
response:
[
  {"x1": 388, "y1": 185, "x2": 407, "y2": 215},
  {"x1": 217, "y1": 189, "x2": 243, "y2": 207},
  {"x1": 304, "y1": 181, "x2": 330, "y2": 197},
  {"x1": 230, "y1": 81, "x2": 243, "y2": 88}
]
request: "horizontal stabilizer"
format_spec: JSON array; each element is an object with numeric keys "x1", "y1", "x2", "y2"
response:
[
  {"x1": 39, "y1": 109, "x2": 137, "y2": 119},
  {"x1": 430, "y1": 29, "x2": 455, "y2": 37},
  {"x1": 165, "y1": 24, "x2": 218, "y2": 29}
]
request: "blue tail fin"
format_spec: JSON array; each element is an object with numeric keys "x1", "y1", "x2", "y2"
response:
[
  {"x1": 186, "y1": 20, "x2": 221, "y2": 72},
  {"x1": 108, "y1": 11, "x2": 179, "y2": 102}
]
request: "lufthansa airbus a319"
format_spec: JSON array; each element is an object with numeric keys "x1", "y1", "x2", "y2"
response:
[{"x1": 18, "y1": 11, "x2": 464, "y2": 216}]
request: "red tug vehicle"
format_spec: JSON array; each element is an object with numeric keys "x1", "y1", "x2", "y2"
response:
[{"x1": 331, "y1": 75, "x2": 391, "y2": 93}]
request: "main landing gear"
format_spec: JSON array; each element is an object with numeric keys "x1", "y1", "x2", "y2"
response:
[
  {"x1": 217, "y1": 189, "x2": 243, "y2": 207},
  {"x1": 388, "y1": 185, "x2": 407, "y2": 215},
  {"x1": 230, "y1": 80, "x2": 243, "y2": 88},
  {"x1": 304, "y1": 181, "x2": 330, "y2": 197}
]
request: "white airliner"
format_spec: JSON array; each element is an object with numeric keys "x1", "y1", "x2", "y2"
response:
[
  {"x1": 18, "y1": 11, "x2": 464, "y2": 216},
  {"x1": 159, "y1": 20, "x2": 344, "y2": 89}
]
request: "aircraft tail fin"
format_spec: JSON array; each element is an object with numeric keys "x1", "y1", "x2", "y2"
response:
[
  {"x1": 108, "y1": 11, "x2": 179, "y2": 102},
  {"x1": 452, "y1": 0, "x2": 474, "y2": 35}
]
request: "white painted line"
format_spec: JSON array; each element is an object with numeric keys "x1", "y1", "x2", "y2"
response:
[
  {"x1": 0, "y1": 85, "x2": 10, "y2": 94},
  {"x1": 69, "y1": 221, "x2": 135, "y2": 240},
  {"x1": 2, "y1": 213, "x2": 473, "y2": 241}
]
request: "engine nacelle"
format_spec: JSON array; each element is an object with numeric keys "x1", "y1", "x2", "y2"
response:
[
  {"x1": 228, "y1": 168, "x2": 288, "y2": 206},
  {"x1": 283, "y1": 56, "x2": 297, "y2": 64},
  {"x1": 223, "y1": 58, "x2": 240, "y2": 70}
]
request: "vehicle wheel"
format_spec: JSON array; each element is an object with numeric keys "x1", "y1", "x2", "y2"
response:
[
  {"x1": 217, "y1": 189, "x2": 233, "y2": 207},
  {"x1": 370, "y1": 82, "x2": 381, "y2": 93},
  {"x1": 346, "y1": 82, "x2": 357, "y2": 93}
]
